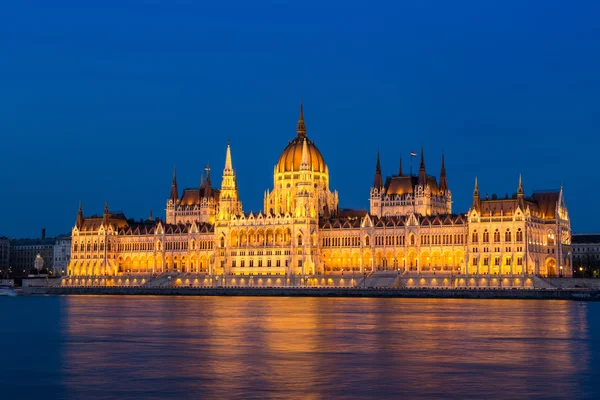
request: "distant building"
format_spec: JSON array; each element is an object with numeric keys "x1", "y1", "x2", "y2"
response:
[
  {"x1": 0, "y1": 236, "x2": 9, "y2": 276},
  {"x1": 10, "y1": 228, "x2": 55, "y2": 277},
  {"x1": 53, "y1": 235, "x2": 71, "y2": 275},
  {"x1": 572, "y1": 234, "x2": 600, "y2": 278}
]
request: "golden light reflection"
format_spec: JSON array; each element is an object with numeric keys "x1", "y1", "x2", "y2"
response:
[{"x1": 60, "y1": 298, "x2": 591, "y2": 399}]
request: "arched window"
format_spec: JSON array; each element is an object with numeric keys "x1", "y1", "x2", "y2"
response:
[
  {"x1": 472, "y1": 230, "x2": 478, "y2": 243},
  {"x1": 297, "y1": 235, "x2": 303, "y2": 246},
  {"x1": 505, "y1": 229, "x2": 512, "y2": 242},
  {"x1": 220, "y1": 236, "x2": 225, "y2": 248},
  {"x1": 365, "y1": 236, "x2": 370, "y2": 246},
  {"x1": 516, "y1": 229, "x2": 523, "y2": 242},
  {"x1": 494, "y1": 229, "x2": 500, "y2": 242},
  {"x1": 410, "y1": 234, "x2": 415, "y2": 246},
  {"x1": 547, "y1": 232, "x2": 555, "y2": 246},
  {"x1": 483, "y1": 230, "x2": 489, "y2": 243}
]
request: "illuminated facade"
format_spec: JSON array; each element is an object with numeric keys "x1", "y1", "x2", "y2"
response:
[{"x1": 67, "y1": 103, "x2": 572, "y2": 279}]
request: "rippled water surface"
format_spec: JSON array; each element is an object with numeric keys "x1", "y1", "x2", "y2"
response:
[{"x1": 2, "y1": 296, "x2": 599, "y2": 399}]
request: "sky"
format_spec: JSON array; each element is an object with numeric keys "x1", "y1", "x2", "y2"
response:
[{"x1": 1, "y1": 0, "x2": 599, "y2": 238}]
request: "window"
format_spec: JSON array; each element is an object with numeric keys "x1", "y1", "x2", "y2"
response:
[
  {"x1": 365, "y1": 236, "x2": 370, "y2": 246},
  {"x1": 517, "y1": 257, "x2": 523, "y2": 266},
  {"x1": 267, "y1": 260, "x2": 272, "y2": 267},
  {"x1": 232, "y1": 260, "x2": 236, "y2": 268},
  {"x1": 472, "y1": 230, "x2": 478, "y2": 243},
  {"x1": 516, "y1": 229, "x2": 523, "y2": 242},
  {"x1": 297, "y1": 235, "x2": 302, "y2": 246},
  {"x1": 298, "y1": 260, "x2": 303, "y2": 267},
  {"x1": 483, "y1": 230, "x2": 489, "y2": 243},
  {"x1": 494, "y1": 257, "x2": 500, "y2": 266},
  {"x1": 241, "y1": 260, "x2": 245, "y2": 268},
  {"x1": 249, "y1": 260, "x2": 254, "y2": 267},
  {"x1": 494, "y1": 229, "x2": 500, "y2": 242},
  {"x1": 276, "y1": 260, "x2": 281, "y2": 267},
  {"x1": 505, "y1": 229, "x2": 512, "y2": 242}
]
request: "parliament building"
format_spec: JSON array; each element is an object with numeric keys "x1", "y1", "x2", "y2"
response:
[{"x1": 67, "y1": 103, "x2": 572, "y2": 282}]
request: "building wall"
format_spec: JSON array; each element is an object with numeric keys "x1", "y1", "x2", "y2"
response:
[
  {"x1": 10, "y1": 242, "x2": 55, "y2": 276},
  {"x1": 53, "y1": 236, "x2": 71, "y2": 275},
  {"x1": 0, "y1": 237, "x2": 9, "y2": 273}
]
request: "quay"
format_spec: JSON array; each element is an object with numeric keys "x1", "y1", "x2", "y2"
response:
[{"x1": 21, "y1": 282, "x2": 600, "y2": 302}]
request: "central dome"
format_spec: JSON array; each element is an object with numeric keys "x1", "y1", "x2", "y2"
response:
[{"x1": 276, "y1": 102, "x2": 326, "y2": 173}]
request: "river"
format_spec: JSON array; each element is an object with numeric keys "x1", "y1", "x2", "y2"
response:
[{"x1": 2, "y1": 296, "x2": 599, "y2": 399}]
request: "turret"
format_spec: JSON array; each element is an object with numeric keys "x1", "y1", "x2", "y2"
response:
[
  {"x1": 373, "y1": 150, "x2": 383, "y2": 189},
  {"x1": 439, "y1": 153, "x2": 448, "y2": 194}
]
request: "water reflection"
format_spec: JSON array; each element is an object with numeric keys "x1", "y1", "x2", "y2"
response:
[{"x1": 60, "y1": 297, "x2": 595, "y2": 399}]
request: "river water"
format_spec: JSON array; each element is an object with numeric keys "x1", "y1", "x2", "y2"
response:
[{"x1": 2, "y1": 296, "x2": 599, "y2": 399}]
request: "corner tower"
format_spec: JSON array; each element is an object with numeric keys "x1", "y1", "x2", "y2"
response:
[{"x1": 218, "y1": 141, "x2": 242, "y2": 220}]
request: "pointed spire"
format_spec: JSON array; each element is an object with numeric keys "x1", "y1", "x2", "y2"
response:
[
  {"x1": 149, "y1": 210, "x2": 153, "y2": 221},
  {"x1": 76, "y1": 201, "x2": 84, "y2": 228},
  {"x1": 518, "y1": 174, "x2": 524, "y2": 195},
  {"x1": 439, "y1": 153, "x2": 448, "y2": 193},
  {"x1": 169, "y1": 166, "x2": 179, "y2": 202},
  {"x1": 418, "y1": 147, "x2": 427, "y2": 186},
  {"x1": 102, "y1": 200, "x2": 110, "y2": 225},
  {"x1": 373, "y1": 150, "x2": 383, "y2": 188},
  {"x1": 224, "y1": 140, "x2": 233, "y2": 172},
  {"x1": 472, "y1": 177, "x2": 481, "y2": 211},
  {"x1": 297, "y1": 100, "x2": 306, "y2": 137},
  {"x1": 200, "y1": 169, "x2": 205, "y2": 189},
  {"x1": 204, "y1": 164, "x2": 212, "y2": 199},
  {"x1": 398, "y1": 155, "x2": 403, "y2": 176}
]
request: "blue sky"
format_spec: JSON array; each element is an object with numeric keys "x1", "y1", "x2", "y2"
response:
[{"x1": 1, "y1": 0, "x2": 599, "y2": 238}]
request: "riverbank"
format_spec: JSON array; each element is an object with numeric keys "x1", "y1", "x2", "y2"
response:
[{"x1": 28, "y1": 286, "x2": 600, "y2": 300}]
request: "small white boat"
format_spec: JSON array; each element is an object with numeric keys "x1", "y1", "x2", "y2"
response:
[{"x1": 0, "y1": 286, "x2": 17, "y2": 297}]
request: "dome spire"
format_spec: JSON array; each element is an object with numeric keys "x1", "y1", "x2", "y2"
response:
[{"x1": 297, "y1": 100, "x2": 306, "y2": 137}]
